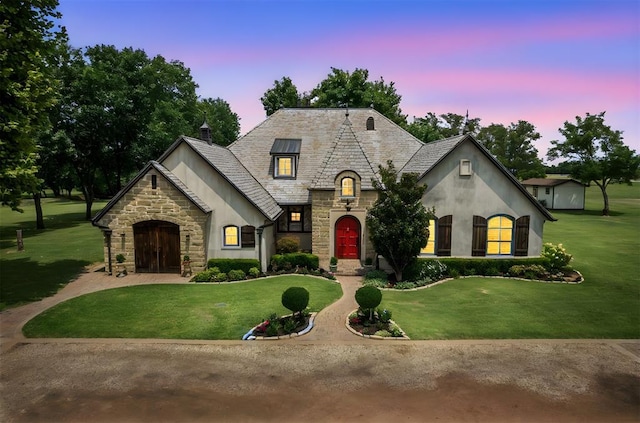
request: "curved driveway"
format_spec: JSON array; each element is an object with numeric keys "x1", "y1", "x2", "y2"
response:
[{"x1": 1, "y1": 270, "x2": 638, "y2": 422}]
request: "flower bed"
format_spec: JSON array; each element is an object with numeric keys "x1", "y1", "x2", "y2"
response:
[
  {"x1": 244, "y1": 312, "x2": 315, "y2": 340},
  {"x1": 346, "y1": 309, "x2": 409, "y2": 339}
]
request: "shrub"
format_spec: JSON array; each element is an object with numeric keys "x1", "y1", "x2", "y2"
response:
[
  {"x1": 364, "y1": 269, "x2": 388, "y2": 281},
  {"x1": 270, "y1": 253, "x2": 319, "y2": 271},
  {"x1": 207, "y1": 258, "x2": 260, "y2": 274},
  {"x1": 228, "y1": 269, "x2": 246, "y2": 281},
  {"x1": 281, "y1": 287, "x2": 310, "y2": 317},
  {"x1": 388, "y1": 323, "x2": 403, "y2": 337},
  {"x1": 374, "y1": 330, "x2": 392, "y2": 337},
  {"x1": 283, "y1": 318, "x2": 298, "y2": 334},
  {"x1": 542, "y1": 243, "x2": 573, "y2": 271},
  {"x1": 276, "y1": 237, "x2": 299, "y2": 253},
  {"x1": 403, "y1": 259, "x2": 447, "y2": 282},
  {"x1": 355, "y1": 286, "x2": 382, "y2": 320},
  {"x1": 377, "y1": 308, "x2": 392, "y2": 323},
  {"x1": 248, "y1": 267, "x2": 261, "y2": 278},
  {"x1": 362, "y1": 278, "x2": 388, "y2": 288},
  {"x1": 212, "y1": 272, "x2": 227, "y2": 282},
  {"x1": 394, "y1": 281, "x2": 417, "y2": 290},
  {"x1": 430, "y1": 257, "x2": 550, "y2": 278},
  {"x1": 508, "y1": 264, "x2": 549, "y2": 279},
  {"x1": 265, "y1": 321, "x2": 280, "y2": 337},
  {"x1": 115, "y1": 254, "x2": 125, "y2": 263},
  {"x1": 330, "y1": 256, "x2": 338, "y2": 266},
  {"x1": 191, "y1": 270, "x2": 215, "y2": 283}
]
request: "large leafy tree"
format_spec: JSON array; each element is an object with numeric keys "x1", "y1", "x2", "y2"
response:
[
  {"x1": 53, "y1": 45, "x2": 199, "y2": 219},
  {"x1": 406, "y1": 112, "x2": 481, "y2": 142},
  {"x1": 0, "y1": 0, "x2": 66, "y2": 211},
  {"x1": 261, "y1": 68, "x2": 406, "y2": 125},
  {"x1": 366, "y1": 161, "x2": 434, "y2": 282},
  {"x1": 477, "y1": 120, "x2": 546, "y2": 180},
  {"x1": 310, "y1": 68, "x2": 406, "y2": 125},
  {"x1": 547, "y1": 112, "x2": 640, "y2": 215},
  {"x1": 260, "y1": 76, "x2": 300, "y2": 116},
  {"x1": 194, "y1": 98, "x2": 240, "y2": 146}
]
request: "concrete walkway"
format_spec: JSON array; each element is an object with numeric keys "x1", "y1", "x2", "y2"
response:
[{"x1": 0, "y1": 269, "x2": 365, "y2": 352}]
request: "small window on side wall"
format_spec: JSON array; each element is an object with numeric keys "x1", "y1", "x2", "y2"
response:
[
  {"x1": 366, "y1": 117, "x2": 375, "y2": 130},
  {"x1": 223, "y1": 225, "x2": 240, "y2": 247},
  {"x1": 341, "y1": 177, "x2": 355, "y2": 197}
]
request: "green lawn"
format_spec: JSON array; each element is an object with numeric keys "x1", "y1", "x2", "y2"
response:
[
  {"x1": 382, "y1": 182, "x2": 640, "y2": 339},
  {"x1": 0, "y1": 197, "x2": 108, "y2": 310},
  {"x1": 23, "y1": 276, "x2": 342, "y2": 339}
]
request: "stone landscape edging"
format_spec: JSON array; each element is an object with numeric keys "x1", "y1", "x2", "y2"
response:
[
  {"x1": 379, "y1": 269, "x2": 584, "y2": 292},
  {"x1": 345, "y1": 309, "x2": 410, "y2": 340},
  {"x1": 243, "y1": 312, "x2": 317, "y2": 341}
]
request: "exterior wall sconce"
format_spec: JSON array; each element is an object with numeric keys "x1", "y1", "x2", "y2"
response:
[{"x1": 345, "y1": 199, "x2": 352, "y2": 212}]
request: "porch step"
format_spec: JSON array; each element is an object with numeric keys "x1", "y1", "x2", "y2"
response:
[{"x1": 334, "y1": 259, "x2": 363, "y2": 276}]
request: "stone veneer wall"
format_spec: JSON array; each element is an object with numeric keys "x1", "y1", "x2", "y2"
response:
[
  {"x1": 311, "y1": 170, "x2": 378, "y2": 268},
  {"x1": 94, "y1": 170, "x2": 210, "y2": 274}
]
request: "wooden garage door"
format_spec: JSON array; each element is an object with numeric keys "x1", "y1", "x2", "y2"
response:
[{"x1": 133, "y1": 221, "x2": 181, "y2": 273}]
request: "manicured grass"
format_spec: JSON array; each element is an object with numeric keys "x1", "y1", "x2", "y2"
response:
[
  {"x1": 23, "y1": 276, "x2": 343, "y2": 340},
  {"x1": 0, "y1": 197, "x2": 108, "y2": 310},
  {"x1": 382, "y1": 182, "x2": 640, "y2": 339}
]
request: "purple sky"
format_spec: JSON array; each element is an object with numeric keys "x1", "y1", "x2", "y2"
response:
[{"x1": 58, "y1": 0, "x2": 639, "y2": 161}]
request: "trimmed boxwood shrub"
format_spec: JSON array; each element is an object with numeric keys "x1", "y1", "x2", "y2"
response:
[
  {"x1": 281, "y1": 287, "x2": 310, "y2": 317},
  {"x1": 276, "y1": 237, "x2": 299, "y2": 253},
  {"x1": 207, "y1": 258, "x2": 260, "y2": 274},
  {"x1": 270, "y1": 253, "x2": 319, "y2": 271},
  {"x1": 227, "y1": 269, "x2": 246, "y2": 281},
  {"x1": 355, "y1": 286, "x2": 382, "y2": 320},
  {"x1": 403, "y1": 257, "x2": 551, "y2": 281}
]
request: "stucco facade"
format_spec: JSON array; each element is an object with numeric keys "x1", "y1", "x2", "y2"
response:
[{"x1": 93, "y1": 108, "x2": 555, "y2": 276}]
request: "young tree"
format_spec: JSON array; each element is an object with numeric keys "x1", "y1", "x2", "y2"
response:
[
  {"x1": 0, "y1": 0, "x2": 66, "y2": 212},
  {"x1": 260, "y1": 76, "x2": 301, "y2": 116},
  {"x1": 477, "y1": 121, "x2": 546, "y2": 180},
  {"x1": 366, "y1": 161, "x2": 434, "y2": 282},
  {"x1": 547, "y1": 112, "x2": 640, "y2": 215}
]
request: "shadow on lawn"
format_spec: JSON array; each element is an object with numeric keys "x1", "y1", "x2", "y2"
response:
[
  {"x1": 0, "y1": 201, "x2": 98, "y2": 250},
  {"x1": 0, "y1": 257, "x2": 92, "y2": 310}
]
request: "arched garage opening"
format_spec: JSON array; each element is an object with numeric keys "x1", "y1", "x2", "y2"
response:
[{"x1": 133, "y1": 220, "x2": 181, "y2": 273}]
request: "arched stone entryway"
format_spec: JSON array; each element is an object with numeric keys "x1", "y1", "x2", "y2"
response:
[
  {"x1": 133, "y1": 221, "x2": 181, "y2": 273},
  {"x1": 335, "y1": 216, "x2": 360, "y2": 259}
]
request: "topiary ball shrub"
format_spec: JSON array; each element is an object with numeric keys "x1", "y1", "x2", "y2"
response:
[
  {"x1": 281, "y1": 287, "x2": 310, "y2": 319},
  {"x1": 355, "y1": 285, "x2": 382, "y2": 320}
]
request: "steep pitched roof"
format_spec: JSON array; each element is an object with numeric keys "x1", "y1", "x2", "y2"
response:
[
  {"x1": 92, "y1": 161, "x2": 211, "y2": 226},
  {"x1": 521, "y1": 178, "x2": 585, "y2": 187},
  {"x1": 402, "y1": 134, "x2": 556, "y2": 221},
  {"x1": 228, "y1": 108, "x2": 423, "y2": 203},
  {"x1": 310, "y1": 114, "x2": 378, "y2": 189},
  {"x1": 161, "y1": 136, "x2": 283, "y2": 221}
]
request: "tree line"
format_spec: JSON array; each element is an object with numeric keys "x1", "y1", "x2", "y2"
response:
[{"x1": 2, "y1": 1, "x2": 638, "y2": 229}]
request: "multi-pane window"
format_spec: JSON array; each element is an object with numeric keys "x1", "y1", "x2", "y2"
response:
[
  {"x1": 487, "y1": 216, "x2": 513, "y2": 255},
  {"x1": 277, "y1": 206, "x2": 311, "y2": 232},
  {"x1": 341, "y1": 177, "x2": 355, "y2": 197},
  {"x1": 276, "y1": 157, "x2": 293, "y2": 177},
  {"x1": 223, "y1": 225, "x2": 239, "y2": 247}
]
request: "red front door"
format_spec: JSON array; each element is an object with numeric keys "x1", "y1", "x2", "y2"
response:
[{"x1": 335, "y1": 216, "x2": 360, "y2": 259}]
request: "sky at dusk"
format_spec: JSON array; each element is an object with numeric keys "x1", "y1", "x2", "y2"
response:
[{"x1": 57, "y1": 0, "x2": 639, "y2": 161}]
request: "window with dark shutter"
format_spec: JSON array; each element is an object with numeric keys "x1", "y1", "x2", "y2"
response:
[
  {"x1": 241, "y1": 225, "x2": 255, "y2": 248},
  {"x1": 436, "y1": 215, "x2": 452, "y2": 256},
  {"x1": 472, "y1": 215, "x2": 487, "y2": 256},
  {"x1": 514, "y1": 216, "x2": 530, "y2": 256}
]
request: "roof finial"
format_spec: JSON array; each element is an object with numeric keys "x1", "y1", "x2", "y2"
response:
[
  {"x1": 345, "y1": 102, "x2": 349, "y2": 118},
  {"x1": 460, "y1": 109, "x2": 469, "y2": 135}
]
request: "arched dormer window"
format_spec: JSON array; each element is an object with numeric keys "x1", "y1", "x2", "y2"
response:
[
  {"x1": 366, "y1": 117, "x2": 375, "y2": 130},
  {"x1": 341, "y1": 177, "x2": 355, "y2": 197}
]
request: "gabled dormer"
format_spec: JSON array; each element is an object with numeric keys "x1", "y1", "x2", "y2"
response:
[{"x1": 270, "y1": 138, "x2": 301, "y2": 179}]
